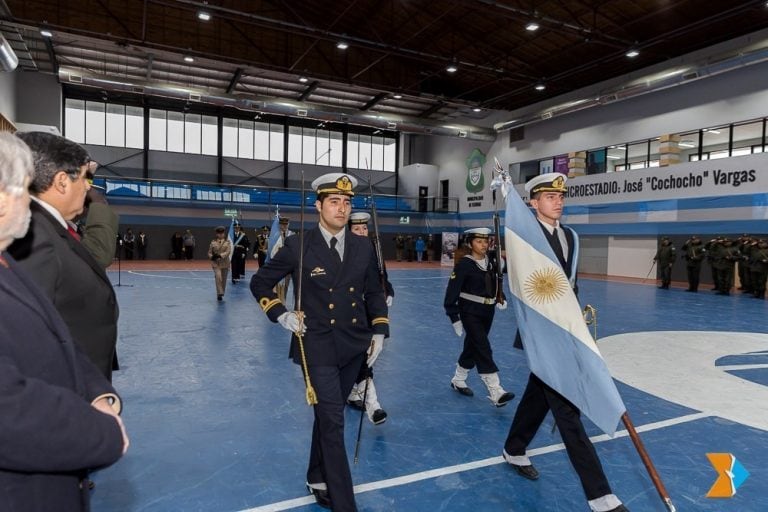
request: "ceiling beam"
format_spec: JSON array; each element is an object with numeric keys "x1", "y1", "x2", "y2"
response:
[
  {"x1": 298, "y1": 80, "x2": 320, "y2": 101},
  {"x1": 418, "y1": 101, "x2": 445, "y2": 118},
  {"x1": 359, "y1": 92, "x2": 387, "y2": 111},
  {"x1": 226, "y1": 67, "x2": 243, "y2": 94}
]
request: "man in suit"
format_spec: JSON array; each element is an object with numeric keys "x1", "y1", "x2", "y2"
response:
[
  {"x1": 8, "y1": 132, "x2": 120, "y2": 381},
  {"x1": 502, "y1": 173, "x2": 629, "y2": 512},
  {"x1": 0, "y1": 132, "x2": 128, "y2": 511},
  {"x1": 251, "y1": 173, "x2": 389, "y2": 512}
]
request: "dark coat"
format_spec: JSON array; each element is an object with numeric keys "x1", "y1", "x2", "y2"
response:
[
  {"x1": 0, "y1": 253, "x2": 124, "y2": 512},
  {"x1": 8, "y1": 201, "x2": 119, "y2": 379},
  {"x1": 251, "y1": 226, "x2": 389, "y2": 367},
  {"x1": 444, "y1": 255, "x2": 505, "y2": 323}
]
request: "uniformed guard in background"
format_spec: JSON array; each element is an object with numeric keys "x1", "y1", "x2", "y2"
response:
[
  {"x1": 653, "y1": 236, "x2": 676, "y2": 289},
  {"x1": 231, "y1": 222, "x2": 250, "y2": 283},
  {"x1": 715, "y1": 238, "x2": 740, "y2": 295},
  {"x1": 737, "y1": 235, "x2": 756, "y2": 294},
  {"x1": 705, "y1": 237, "x2": 723, "y2": 291},
  {"x1": 272, "y1": 217, "x2": 294, "y2": 303},
  {"x1": 255, "y1": 225, "x2": 269, "y2": 267},
  {"x1": 250, "y1": 172, "x2": 389, "y2": 512},
  {"x1": 345, "y1": 211, "x2": 392, "y2": 425},
  {"x1": 749, "y1": 239, "x2": 768, "y2": 299},
  {"x1": 444, "y1": 227, "x2": 514, "y2": 407},
  {"x1": 681, "y1": 235, "x2": 705, "y2": 292}
]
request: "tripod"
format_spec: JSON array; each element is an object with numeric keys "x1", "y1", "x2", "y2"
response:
[{"x1": 114, "y1": 239, "x2": 133, "y2": 287}]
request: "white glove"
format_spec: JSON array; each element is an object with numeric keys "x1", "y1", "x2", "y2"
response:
[
  {"x1": 452, "y1": 320, "x2": 464, "y2": 337},
  {"x1": 496, "y1": 300, "x2": 508, "y2": 311},
  {"x1": 367, "y1": 334, "x2": 385, "y2": 367},
  {"x1": 277, "y1": 311, "x2": 306, "y2": 335},
  {"x1": 386, "y1": 295, "x2": 393, "y2": 307}
]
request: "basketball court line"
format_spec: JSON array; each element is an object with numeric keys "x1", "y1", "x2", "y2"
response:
[{"x1": 239, "y1": 412, "x2": 709, "y2": 512}]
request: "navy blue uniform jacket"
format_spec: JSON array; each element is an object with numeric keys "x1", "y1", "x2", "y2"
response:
[
  {"x1": 251, "y1": 226, "x2": 389, "y2": 367},
  {"x1": 0, "y1": 253, "x2": 124, "y2": 511}
]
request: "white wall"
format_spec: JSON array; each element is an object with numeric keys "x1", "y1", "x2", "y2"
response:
[{"x1": 607, "y1": 237, "x2": 657, "y2": 279}]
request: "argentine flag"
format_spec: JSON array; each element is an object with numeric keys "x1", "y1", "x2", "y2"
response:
[
  {"x1": 502, "y1": 183, "x2": 626, "y2": 436},
  {"x1": 265, "y1": 210, "x2": 282, "y2": 264},
  {"x1": 227, "y1": 217, "x2": 236, "y2": 261}
]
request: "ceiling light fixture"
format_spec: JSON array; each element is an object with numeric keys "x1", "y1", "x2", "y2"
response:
[
  {"x1": 525, "y1": 21, "x2": 540, "y2": 32},
  {"x1": 197, "y1": 11, "x2": 211, "y2": 21},
  {"x1": 299, "y1": 76, "x2": 309, "y2": 83},
  {"x1": 184, "y1": 55, "x2": 195, "y2": 63},
  {"x1": 626, "y1": 48, "x2": 640, "y2": 58},
  {"x1": 446, "y1": 64, "x2": 458, "y2": 73},
  {"x1": 40, "y1": 29, "x2": 53, "y2": 38},
  {"x1": 472, "y1": 107, "x2": 482, "y2": 112},
  {"x1": 336, "y1": 41, "x2": 349, "y2": 50},
  {"x1": 393, "y1": 94, "x2": 402, "y2": 99},
  {"x1": 534, "y1": 82, "x2": 546, "y2": 91}
]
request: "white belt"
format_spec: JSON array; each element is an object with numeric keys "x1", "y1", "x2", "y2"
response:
[{"x1": 459, "y1": 292, "x2": 496, "y2": 305}]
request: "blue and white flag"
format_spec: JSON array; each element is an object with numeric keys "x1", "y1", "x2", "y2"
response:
[
  {"x1": 227, "y1": 217, "x2": 236, "y2": 261},
  {"x1": 502, "y1": 184, "x2": 626, "y2": 436},
  {"x1": 265, "y1": 209, "x2": 282, "y2": 264}
]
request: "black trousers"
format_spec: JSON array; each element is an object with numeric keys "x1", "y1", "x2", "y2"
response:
[
  {"x1": 457, "y1": 309, "x2": 498, "y2": 374},
  {"x1": 306, "y1": 352, "x2": 365, "y2": 512},
  {"x1": 686, "y1": 263, "x2": 702, "y2": 291},
  {"x1": 504, "y1": 374, "x2": 612, "y2": 501},
  {"x1": 659, "y1": 263, "x2": 672, "y2": 287},
  {"x1": 231, "y1": 251, "x2": 246, "y2": 279}
]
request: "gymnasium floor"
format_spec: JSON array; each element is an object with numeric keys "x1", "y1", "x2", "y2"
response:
[{"x1": 92, "y1": 261, "x2": 767, "y2": 511}]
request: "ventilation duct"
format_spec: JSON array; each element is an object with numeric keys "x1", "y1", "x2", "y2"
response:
[
  {"x1": 62, "y1": 71, "x2": 496, "y2": 142},
  {"x1": 495, "y1": 43, "x2": 768, "y2": 133},
  {"x1": 0, "y1": 33, "x2": 19, "y2": 72}
]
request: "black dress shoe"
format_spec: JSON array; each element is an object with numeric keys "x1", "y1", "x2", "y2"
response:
[
  {"x1": 370, "y1": 408, "x2": 387, "y2": 425},
  {"x1": 306, "y1": 484, "x2": 332, "y2": 509},
  {"x1": 511, "y1": 463, "x2": 539, "y2": 480},
  {"x1": 217, "y1": 295, "x2": 223, "y2": 301},
  {"x1": 346, "y1": 398, "x2": 364, "y2": 410},
  {"x1": 451, "y1": 382, "x2": 474, "y2": 396}
]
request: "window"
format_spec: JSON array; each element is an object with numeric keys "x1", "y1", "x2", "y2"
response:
[
  {"x1": 65, "y1": 99, "x2": 85, "y2": 143},
  {"x1": 254, "y1": 122, "x2": 270, "y2": 160},
  {"x1": 316, "y1": 130, "x2": 330, "y2": 166},
  {"x1": 201, "y1": 115, "x2": 217, "y2": 155},
  {"x1": 269, "y1": 124, "x2": 284, "y2": 161},
  {"x1": 238, "y1": 120, "x2": 254, "y2": 159},
  {"x1": 85, "y1": 102, "x2": 106, "y2": 145},
  {"x1": 302, "y1": 127, "x2": 316, "y2": 164},
  {"x1": 105, "y1": 104, "x2": 125, "y2": 147},
  {"x1": 287, "y1": 126, "x2": 302, "y2": 163},
  {"x1": 166, "y1": 111, "x2": 184, "y2": 152},
  {"x1": 732, "y1": 120, "x2": 763, "y2": 155},
  {"x1": 222, "y1": 118, "x2": 238, "y2": 157},
  {"x1": 149, "y1": 109, "x2": 167, "y2": 150},
  {"x1": 125, "y1": 106, "x2": 144, "y2": 148}
]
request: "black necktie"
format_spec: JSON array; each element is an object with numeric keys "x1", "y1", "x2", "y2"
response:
[
  {"x1": 330, "y1": 237, "x2": 342, "y2": 264},
  {"x1": 551, "y1": 227, "x2": 565, "y2": 261}
]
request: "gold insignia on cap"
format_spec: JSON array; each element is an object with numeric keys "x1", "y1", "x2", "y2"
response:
[
  {"x1": 523, "y1": 267, "x2": 569, "y2": 304},
  {"x1": 336, "y1": 176, "x2": 352, "y2": 193},
  {"x1": 552, "y1": 176, "x2": 565, "y2": 190}
]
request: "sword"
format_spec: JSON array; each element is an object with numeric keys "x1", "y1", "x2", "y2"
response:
[{"x1": 294, "y1": 172, "x2": 317, "y2": 405}]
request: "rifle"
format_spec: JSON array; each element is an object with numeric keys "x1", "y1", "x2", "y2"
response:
[
  {"x1": 354, "y1": 181, "x2": 386, "y2": 464},
  {"x1": 492, "y1": 162, "x2": 504, "y2": 304}
]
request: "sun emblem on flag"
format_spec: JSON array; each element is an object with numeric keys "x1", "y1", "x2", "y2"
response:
[{"x1": 523, "y1": 267, "x2": 570, "y2": 304}]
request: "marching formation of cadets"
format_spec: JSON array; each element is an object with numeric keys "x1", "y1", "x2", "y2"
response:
[{"x1": 674, "y1": 234, "x2": 768, "y2": 298}]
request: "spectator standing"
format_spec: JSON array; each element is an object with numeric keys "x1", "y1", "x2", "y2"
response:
[
  {"x1": 123, "y1": 227, "x2": 135, "y2": 260},
  {"x1": 8, "y1": 132, "x2": 120, "y2": 381},
  {"x1": 183, "y1": 229, "x2": 196, "y2": 259},
  {"x1": 137, "y1": 230, "x2": 148, "y2": 260},
  {"x1": 0, "y1": 131, "x2": 129, "y2": 512}
]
